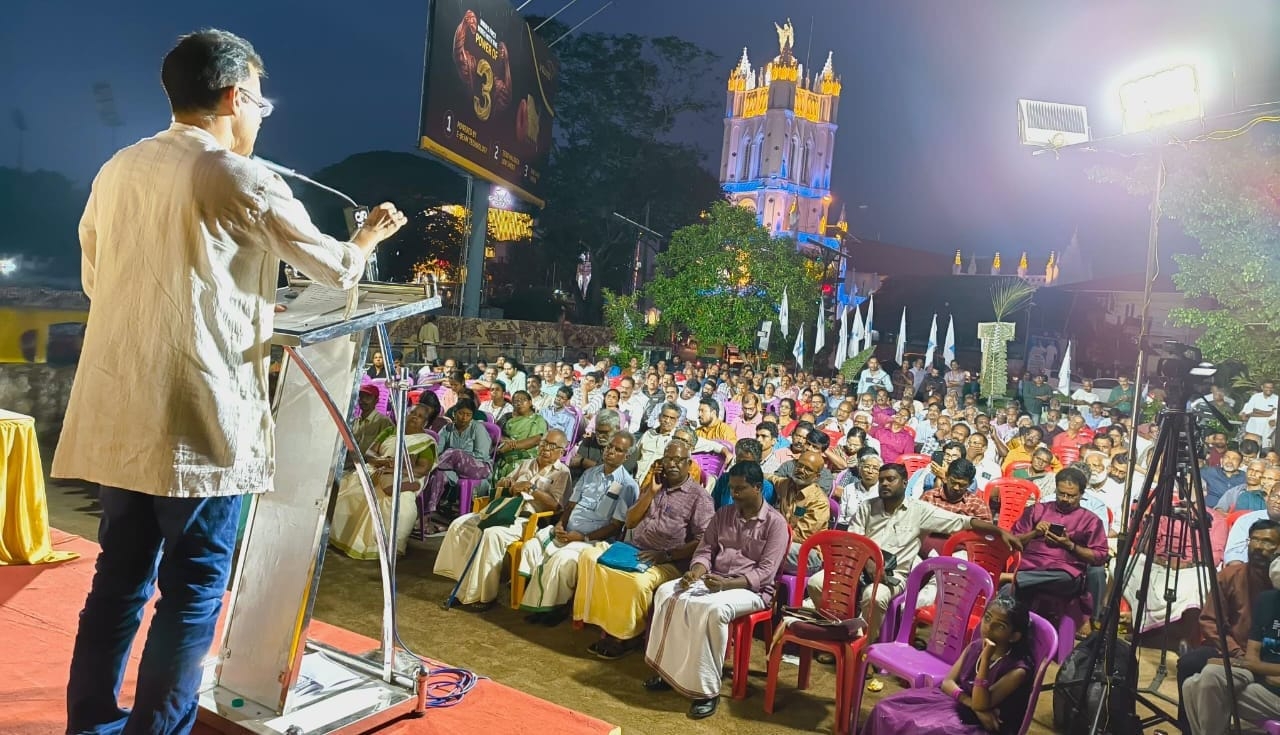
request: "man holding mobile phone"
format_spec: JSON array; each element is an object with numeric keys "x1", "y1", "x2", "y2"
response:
[{"x1": 1004, "y1": 466, "x2": 1110, "y2": 630}]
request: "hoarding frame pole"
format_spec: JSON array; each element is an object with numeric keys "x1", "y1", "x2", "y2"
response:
[{"x1": 462, "y1": 177, "x2": 490, "y2": 318}]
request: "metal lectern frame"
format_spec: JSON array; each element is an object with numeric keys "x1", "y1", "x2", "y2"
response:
[{"x1": 197, "y1": 283, "x2": 440, "y2": 735}]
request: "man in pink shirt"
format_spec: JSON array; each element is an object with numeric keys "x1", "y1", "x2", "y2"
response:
[{"x1": 729, "y1": 393, "x2": 764, "y2": 440}]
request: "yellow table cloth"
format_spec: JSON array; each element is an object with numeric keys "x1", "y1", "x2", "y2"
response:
[{"x1": 0, "y1": 409, "x2": 78, "y2": 564}]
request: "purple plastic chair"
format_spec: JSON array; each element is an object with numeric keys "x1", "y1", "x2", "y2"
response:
[
  {"x1": 692, "y1": 451, "x2": 728, "y2": 483},
  {"x1": 723, "y1": 400, "x2": 743, "y2": 424},
  {"x1": 1265, "y1": 721, "x2": 1280, "y2": 735},
  {"x1": 456, "y1": 421, "x2": 502, "y2": 516},
  {"x1": 865, "y1": 556, "x2": 994, "y2": 688},
  {"x1": 1013, "y1": 612, "x2": 1059, "y2": 735},
  {"x1": 564, "y1": 405, "x2": 583, "y2": 443}
]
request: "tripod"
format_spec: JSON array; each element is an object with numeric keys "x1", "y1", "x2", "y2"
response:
[{"x1": 1070, "y1": 408, "x2": 1244, "y2": 735}]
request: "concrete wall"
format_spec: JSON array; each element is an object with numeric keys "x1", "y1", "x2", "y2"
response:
[{"x1": 0, "y1": 363, "x2": 76, "y2": 441}]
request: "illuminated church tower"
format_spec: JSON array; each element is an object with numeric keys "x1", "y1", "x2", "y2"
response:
[{"x1": 719, "y1": 19, "x2": 842, "y2": 253}]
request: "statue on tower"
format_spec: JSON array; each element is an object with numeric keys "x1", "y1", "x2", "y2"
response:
[{"x1": 774, "y1": 18, "x2": 795, "y2": 54}]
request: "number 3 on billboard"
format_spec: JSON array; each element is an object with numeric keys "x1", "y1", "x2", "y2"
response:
[{"x1": 474, "y1": 59, "x2": 494, "y2": 121}]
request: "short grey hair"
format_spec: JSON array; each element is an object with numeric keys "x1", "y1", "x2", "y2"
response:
[{"x1": 594, "y1": 408, "x2": 621, "y2": 431}]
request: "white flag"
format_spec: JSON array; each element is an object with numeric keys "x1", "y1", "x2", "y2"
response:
[
  {"x1": 862, "y1": 293, "x2": 876, "y2": 352},
  {"x1": 943, "y1": 315, "x2": 957, "y2": 364},
  {"x1": 779, "y1": 287, "x2": 790, "y2": 338},
  {"x1": 792, "y1": 322, "x2": 805, "y2": 369},
  {"x1": 895, "y1": 307, "x2": 907, "y2": 365},
  {"x1": 834, "y1": 306, "x2": 849, "y2": 367},
  {"x1": 1058, "y1": 341, "x2": 1073, "y2": 396},
  {"x1": 850, "y1": 304, "x2": 865, "y2": 359},
  {"x1": 815, "y1": 303, "x2": 827, "y2": 355},
  {"x1": 924, "y1": 314, "x2": 938, "y2": 368}
]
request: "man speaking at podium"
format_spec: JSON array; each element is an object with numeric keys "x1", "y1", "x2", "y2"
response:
[{"x1": 53, "y1": 29, "x2": 406, "y2": 735}]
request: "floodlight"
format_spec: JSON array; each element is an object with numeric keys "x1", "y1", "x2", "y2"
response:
[
  {"x1": 1119, "y1": 64, "x2": 1203, "y2": 134},
  {"x1": 1018, "y1": 99, "x2": 1091, "y2": 147}
]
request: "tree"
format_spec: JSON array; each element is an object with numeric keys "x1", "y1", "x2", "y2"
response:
[
  {"x1": 1094, "y1": 134, "x2": 1280, "y2": 379},
  {"x1": 533, "y1": 25, "x2": 725, "y2": 321},
  {"x1": 646, "y1": 202, "x2": 821, "y2": 356},
  {"x1": 599, "y1": 289, "x2": 652, "y2": 363},
  {"x1": 0, "y1": 167, "x2": 85, "y2": 272}
]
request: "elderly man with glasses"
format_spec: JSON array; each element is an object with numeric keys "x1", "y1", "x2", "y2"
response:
[{"x1": 435, "y1": 429, "x2": 571, "y2": 610}]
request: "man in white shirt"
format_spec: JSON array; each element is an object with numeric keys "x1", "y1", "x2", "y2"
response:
[
  {"x1": 1241, "y1": 382, "x2": 1278, "y2": 445},
  {"x1": 618, "y1": 376, "x2": 649, "y2": 433},
  {"x1": 527, "y1": 375, "x2": 554, "y2": 412},
  {"x1": 677, "y1": 380, "x2": 703, "y2": 424},
  {"x1": 54, "y1": 29, "x2": 406, "y2": 735},
  {"x1": 501, "y1": 361, "x2": 527, "y2": 395},
  {"x1": 856, "y1": 357, "x2": 894, "y2": 396},
  {"x1": 1071, "y1": 379, "x2": 1100, "y2": 409}
]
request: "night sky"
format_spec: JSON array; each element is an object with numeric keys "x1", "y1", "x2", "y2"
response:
[{"x1": 5, "y1": 0, "x2": 1278, "y2": 267}]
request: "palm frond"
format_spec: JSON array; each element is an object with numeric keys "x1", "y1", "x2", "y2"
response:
[{"x1": 990, "y1": 278, "x2": 1037, "y2": 321}]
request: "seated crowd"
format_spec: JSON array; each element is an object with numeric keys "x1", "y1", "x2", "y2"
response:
[{"x1": 334, "y1": 351, "x2": 1280, "y2": 732}]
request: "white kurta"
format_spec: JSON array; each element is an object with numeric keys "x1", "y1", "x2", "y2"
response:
[
  {"x1": 433, "y1": 513, "x2": 523, "y2": 604},
  {"x1": 53, "y1": 123, "x2": 366, "y2": 498}
]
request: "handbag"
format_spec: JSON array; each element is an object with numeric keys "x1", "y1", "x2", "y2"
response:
[
  {"x1": 860, "y1": 550, "x2": 899, "y2": 589},
  {"x1": 597, "y1": 541, "x2": 652, "y2": 573},
  {"x1": 477, "y1": 494, "x2": 523, "y2": 529},
  {"x1": 777, "y1": 606, "x2": 869, "y2": 642}
]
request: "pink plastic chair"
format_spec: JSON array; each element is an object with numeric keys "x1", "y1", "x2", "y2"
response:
[
  {"x1": 456, "y1": 422, "x2": 502, "y2": 517},
  {"x1": 691, "y1": 451, "x2": 728, "y2": 482},
  {"x1": 865, "y1": 556, "x2": 994, "y2": 688},
  {"x1": 724, "y1": 400, "x2": 743, "y2": 424}
]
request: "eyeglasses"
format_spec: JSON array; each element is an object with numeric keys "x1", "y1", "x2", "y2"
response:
[
  {"x1": 236, "y1": 87, "x2": 274, "y2": 118},
  {"x1": 539, "y1": 441, "x2": 567, "y2": 451}
]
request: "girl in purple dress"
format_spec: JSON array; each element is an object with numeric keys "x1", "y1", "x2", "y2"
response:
[{"x1": 863, "y1": 595, "x2": 1035, "y2": 735}]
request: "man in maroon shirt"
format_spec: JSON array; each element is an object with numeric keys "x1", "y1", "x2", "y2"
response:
[
  {"x1": 576, "y1": 441, "x2": 713, "y2": 659},
  {"x1": 1006, "y1": 466, "x2": 1109, "y2": 626},
  {"x1": 643, "y1": 461, "x2": 789, "y2": 719}
]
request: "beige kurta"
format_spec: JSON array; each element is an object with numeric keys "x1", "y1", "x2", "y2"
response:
[{"x1": 53, "y1": 123, "x2": 366, "y2": 498}]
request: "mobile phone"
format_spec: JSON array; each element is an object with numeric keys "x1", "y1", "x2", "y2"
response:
[{"x1": 1048, "y1": 523, "x2": 1066, "y2": 537}]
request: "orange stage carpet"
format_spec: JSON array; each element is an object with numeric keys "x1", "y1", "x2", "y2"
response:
[{"x1": 0, "y1": 530, "x2": 619, "y2": 735}]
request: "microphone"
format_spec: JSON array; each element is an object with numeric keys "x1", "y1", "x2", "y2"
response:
[
  {"x1": 255, "y1": 155, "x2": 378, "y2": 281},
  {"x1": 254, "y1": 156, "x2": 359, "y2": 209}
]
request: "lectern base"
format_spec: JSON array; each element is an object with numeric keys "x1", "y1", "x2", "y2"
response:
[{"x1": 197, "y1": 642, "x2": 423, "y2": 735}]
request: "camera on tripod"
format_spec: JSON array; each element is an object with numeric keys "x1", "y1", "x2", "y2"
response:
[{"x1": 1153, "y1": 341, "x2": 1237, "y2": 436}]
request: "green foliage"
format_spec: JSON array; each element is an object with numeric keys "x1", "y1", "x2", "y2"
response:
[
  {"x1": 839, "y1": 347, "x2": 878, "y2": 383},
  {"x1": 989, "y1": 278, "x2": 1036, "y2": 321},
  {"x1": 598, "y1": 289, "x2": 652, "y2": 363},
  {"x1": 534, "y1": 25, "x2": 725, "y2": 320},
  {"x1": 645, "y1": 202, "x2": 821, "y2": 355},
  {"x1": 1093, "y1": 134, "x2": 1280, "y2": 380}
]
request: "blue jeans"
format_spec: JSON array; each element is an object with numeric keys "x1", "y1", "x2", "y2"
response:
[{"x1": 67, "y1": 486, "x2": 242, "y2": 735}]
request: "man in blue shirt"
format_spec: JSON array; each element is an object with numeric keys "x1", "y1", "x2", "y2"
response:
[
  {"x1": 1201, "y1": 449, "x2": 1245, "y2": 508},
  {"x1": 519, "y1": 431, "x2": 639, "y2": 625},
  {"x1": 711, "y1": 439, "x2": 776, "y2": 509}
]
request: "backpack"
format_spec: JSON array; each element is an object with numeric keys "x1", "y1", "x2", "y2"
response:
[{"x1": 1052, "y1": 631, "x2": 1142, "y2": 734}]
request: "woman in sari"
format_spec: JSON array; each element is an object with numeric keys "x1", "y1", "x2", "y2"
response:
[
  {"x1": 422, "y1": 399, "x2": 494, "y2": 528},
  {"x1": 417, "y1": 390, "x2": 451, "y2": 434},
  {"x1": 494, "y1": 391, "x2": 548, "y2": 480},
  {"x1": 331, "y1": 403, "x2": 437, "y2": 559},
  {"x1": 777, "y1": 398, "x2": 799, "y2": 438}
]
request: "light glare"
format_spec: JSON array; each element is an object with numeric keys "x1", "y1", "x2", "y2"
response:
[{"x1": 1119, "y1": 64, "x2": 1203, "y2": 134}]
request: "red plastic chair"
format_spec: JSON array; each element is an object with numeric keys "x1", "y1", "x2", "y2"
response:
[
  {"x1": 726, "y1": 527, "x2": 792, "y2": 700},
  {"x1": 900, "y1": 453, "x2": 931, "y2": 478},
  {"x1": 1003, "y1": 460, "x2": 1031, "y2": 477},
  {"x1": 983, "y1": 477, "x2": 1042, "y2": 531},
  {"x1": 764, "y1": 530, "x2": 883, "y2": 735}
]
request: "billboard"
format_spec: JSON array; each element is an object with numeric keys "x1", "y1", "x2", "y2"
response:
[{"x1": 418, "y1": 0, "x2": 559, "y2": 207}]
